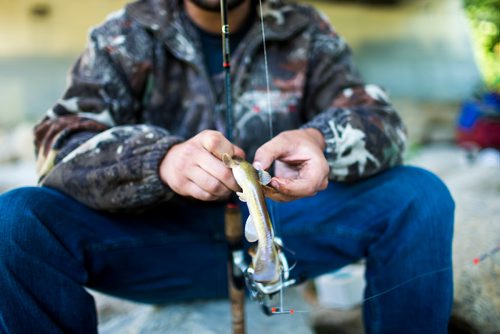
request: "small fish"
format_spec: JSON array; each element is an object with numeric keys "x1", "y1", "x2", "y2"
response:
[{"x1": 223, "y1": 153, "x2": 281, "y2": 283}]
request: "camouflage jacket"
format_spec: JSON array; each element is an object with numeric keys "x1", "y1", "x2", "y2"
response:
[{"x1": 34, "y1": 0, "x2": 406, "y2": 211}]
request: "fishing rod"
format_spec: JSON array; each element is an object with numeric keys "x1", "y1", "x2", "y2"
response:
[
  {"x1": 220, "y1": 0, "x2": 246, "y2": 333},
  {"x1": 219, "y1": 1, "x2": 298, "y2": 332},
  {"x1": 220, "y1": 0, "x2": 233, "y2": 142}
]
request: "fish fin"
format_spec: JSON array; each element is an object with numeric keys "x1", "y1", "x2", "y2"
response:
[
  {"x1": 245, "y1": 215, "x2": 259, "y2": 242},
  {"x1": 236, "y1": 192, "x2": 246, "y2": 202},
  {"x1": 262, "y1": 184, "x2": 280, "y2": 198},
  {"x1": 257, "y1": 169, "x2": 272, "y2": 185},
  {"x1": 248, "y1": 244, "x2": 257, "y2": 258}
]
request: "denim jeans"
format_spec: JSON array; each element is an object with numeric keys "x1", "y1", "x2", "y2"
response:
[{"x1": 0, "y1": 166, "x2": 454, "y2": 333}]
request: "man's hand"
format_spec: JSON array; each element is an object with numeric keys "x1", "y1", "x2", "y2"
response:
[
  {"x1": 254, "y1": 128, "x2": 329, "y2": 202},
  {"x1": 160, "y1": 130, "x2": 245, "y2": 201}
]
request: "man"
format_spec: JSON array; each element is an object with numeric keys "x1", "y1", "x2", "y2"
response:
[{"x1": 0, "y1": 0, "x2": 454, "y2": 332}]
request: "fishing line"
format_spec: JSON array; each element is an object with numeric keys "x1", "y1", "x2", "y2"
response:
[
  {"x1": 255, "y1": 0, "x2": 289, "y2": 300},
  {"x1": 362, "y1": 266, "x2": 451, "y2": 303},
  {"x1": 472, "y1": 244, "x2": 500, "y2": 265},
  {"x1": 266, "y1": 243, "x2": 500, "y2": 315},
  {"x1": 257, "y1": 0, "x2": 279, "y2": 240},
  {"x1": 343, "y1": 243, "x2": 500, "y2": 305},
  {"x1": 257, "y1": 0, "x2": 274, "y2": 140},
  {"x1": 266, "y1": 198, "x2": 281, "y2": 237},
  {"x1": 279, "y1": 273, "x2": 284, "y2": 311},
  {"x1": 266, "y1": 267, "x2": 453, "y2": 316},
  {"x1": 250, "y1": 0, "x2": 500, "y2": 317}
]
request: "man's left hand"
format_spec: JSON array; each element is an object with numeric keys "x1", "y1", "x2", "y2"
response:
[{"x1": 253, "y1": 128, "x2": 329, "y2": 202}]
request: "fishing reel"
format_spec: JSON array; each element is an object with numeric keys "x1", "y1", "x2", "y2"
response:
[{"x1": 235, "y1": 237, "x2": 299, "y2": 315}]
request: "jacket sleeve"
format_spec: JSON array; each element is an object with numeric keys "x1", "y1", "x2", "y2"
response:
[
  {"x1": 34, "y1": 13, "x2": 183, "y2": 211},
  {"x1": 301, "y1": 10, "x2": 407, "y2": 182}
]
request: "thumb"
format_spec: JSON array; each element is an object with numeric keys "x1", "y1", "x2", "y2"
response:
[
  {"x1": 253, "y1": 142, "x2": 279, "y2": 170},
  {"x1": 253, "y1": 134, "x2": 290, "y2": 170}
]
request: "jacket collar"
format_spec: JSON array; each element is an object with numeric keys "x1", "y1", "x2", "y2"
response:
[
  {"x1": 126, "y1": 0, "x2": 197, "y2": 62},
  {"x1": 126, "y1": 0, "x2": 310, "y2": 62}
]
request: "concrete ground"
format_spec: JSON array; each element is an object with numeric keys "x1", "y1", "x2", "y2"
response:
[
  {"x1": 1, "y1": 143, "x2": 498, "y2": 333},
  {"x1": 93, "y1": 286, "x2": 314, "y2": 334}
]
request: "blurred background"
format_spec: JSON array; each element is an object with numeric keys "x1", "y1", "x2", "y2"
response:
[{"x1": 0, "y1": 0, "x2": 498, "y2": 333}]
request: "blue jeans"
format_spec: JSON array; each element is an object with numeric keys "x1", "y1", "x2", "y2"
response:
[{"x1": 0, "y1": 166, "x2": 454, "y2": 333}]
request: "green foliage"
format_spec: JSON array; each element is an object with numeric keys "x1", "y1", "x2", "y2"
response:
[{"x1": 463, "y1": 0, "x2": 500, "y2": 91}]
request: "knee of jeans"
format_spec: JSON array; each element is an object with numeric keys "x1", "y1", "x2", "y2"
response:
[
  {"x1": 0, "y1": 187, "x2": 49, "y2": 260},
  {"x1": 392, "y1": 166, "x2": 455, "y2": 236},
  {"x1": 407, "y1": 166, "x2": 454, "y2": 212}
]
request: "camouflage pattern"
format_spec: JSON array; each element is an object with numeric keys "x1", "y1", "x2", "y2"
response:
[{"x1": 34, "y1": 0, "x2": 406, "y2": 211}]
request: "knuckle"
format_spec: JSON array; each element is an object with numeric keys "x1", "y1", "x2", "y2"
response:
[
  {"x1": 182, "y1": 142, "x2": 199, "y2": 159},
  {"x1": 219, "y1": 188, "x2": 232, "y2": 199},
  {"x1": 206, "y1": 178, "x2": 223, "y2": 193},
  {"x1": 198, "y1": 192, "x2": 213, "y2": 201},
  {"x1": 254, "y1": 146, "x2": 264, "y2": 158},
  {"x1": 202, "y1": 131, "x2": 222, "y2": 151},
  {"x1": 199, "y1": 129, "x2": 217, "y2": 137},
  {"x1": 169, "y1": 177, "x2": 181, "y2": 189},
  {"x1": 221, "y1": 168, "x2": 234, "y2": 182},
  {"x1": 172, "y1": 184, "x2": 186, "y2": 196},
  {"x1": 278, "y1": 132, "x2": 291, "y2": 142},
  {"x1": 194, "y1": 188, "x2": 214, "y2": 201},
  {"x1": 212, "y1": 183, "x2": 225, "y2": 195},
  {"x1": 170, "y1": 155, "x2": 185, "y2": 169}
]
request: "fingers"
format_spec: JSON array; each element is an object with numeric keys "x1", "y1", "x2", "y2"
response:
[
  {"x1": 253, "y1": 135, "x2": 288, "y2": 170},
  {"x1": 255, "y1": 129, "x2": 330, "y2": 199},
  {"x1": 271, "y1": 177, "x2": 315, "y2": 198},
  {"x1": 160, "y1": 130, "x2": 245, "y2": 201},
  {"x1": 184, "y1": 180, "x2": 226, "y2": 201},
  {"x1": 200, "y1": 130, "x2": 245, "y2": 160},
  {"x1": 266, "y1": 176, "x2": 328, "y2": 202},
  {"x1": 196, "y1": 130, "x2": 242, "y2": 192},
  {"x1": 162, "y1": 128, "x2": 330, "y2": 202},
  {"x1": 163, "y1": 152, "x2": 235, "y2": 201},
  {"x1": 184, "y1": 181, "x2": 215, "y2": 201},
  {"x1": 273, "y1": 156, "x2": 329, "y2": 195},
  {"x1": 194, "y1": 153, "x2": 240, "y2": 193},
  {"x1": 186, "y1": 166, "x2": 232, "y2": 200},
  {"x1": 264, "y1": 185, "x2": 300, "y2": 202}
]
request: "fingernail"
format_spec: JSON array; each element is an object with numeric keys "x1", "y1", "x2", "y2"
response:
[{"x1": 253, "y1": 161, "x2": 262, "y2": 170}]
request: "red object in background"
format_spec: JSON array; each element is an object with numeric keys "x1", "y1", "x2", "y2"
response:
[
  {"x1": 456, "y1": 92, "x2": 500, "y2": 149},
  {"x1": 457, "y1": 117, "x2": 500, "y2": 149}
]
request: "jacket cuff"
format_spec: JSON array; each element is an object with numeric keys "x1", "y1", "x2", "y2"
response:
[
  {"x1": 139, "y1": 135, "x2": 184, "y2": 202},
  {"x1": 301, "y1": 109, "x2": 341, "y2": 157}
]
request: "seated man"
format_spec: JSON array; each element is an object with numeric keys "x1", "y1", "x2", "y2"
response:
[{"x1": 0, "y1": 0, "x2": 454, "y2": 332}]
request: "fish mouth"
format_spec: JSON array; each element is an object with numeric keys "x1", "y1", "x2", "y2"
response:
[
  {"x1": 252, "y1": 249, "x2": 281, "y2": 284},
  {"x1": 253, "y1": 270, "x2": 280, "y2": 284},
  {"x1": 222, "y1": 153, "x2": 244, "y2": 167}
]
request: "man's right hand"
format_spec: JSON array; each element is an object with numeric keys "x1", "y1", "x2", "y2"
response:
[{"x1": 159, "y1": 130, "x2": 245, "y2": 201}]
